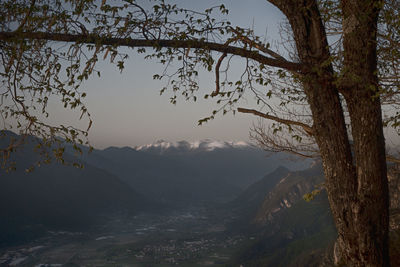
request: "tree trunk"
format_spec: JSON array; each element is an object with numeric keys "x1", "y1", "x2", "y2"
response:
[
  {"x1": 269, "y1": 0, "x2": 390, "y2": 265},
  {"x1": 336, "y1": 1, "x2": 389, "y2": 265}
]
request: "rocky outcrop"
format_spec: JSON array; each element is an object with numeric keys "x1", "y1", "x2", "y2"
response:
[
  {"x1": 254, "y1": 164, "x2": 324, "y2": 225},
  {"x1": 234, "y1": 162, "x2": 400, "y2": 266},
  {"x1": 249, "y1": 163, "x2": 400, "y2": 266}
]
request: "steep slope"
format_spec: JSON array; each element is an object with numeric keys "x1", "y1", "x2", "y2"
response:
[
  {"x1": 228, "y1": 166, "x2": 291, "y2": 225},
  {"x1": 229, "y1": 163, "x2": 336, "y2": 266},
  {"x1": 254, "y1": 163, "x2": 324, "y2": 225},
  {"x1": 232, "y1": 163, "x2": 400, "y2": 266},
  {"x1": 233, "y1": 193, "x2": 336, "y2": 267}
]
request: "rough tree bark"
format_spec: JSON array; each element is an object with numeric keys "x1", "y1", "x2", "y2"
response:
[
  {"x1": 269, "y1": 0, "x2": 389, "y2": 266},
  {"x1": 339, "y1": 1, "x2": 389, "y2": 265}
]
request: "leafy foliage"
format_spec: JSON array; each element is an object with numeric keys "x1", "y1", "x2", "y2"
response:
[
  {"x1": 2, "y1": 1, "x2": 398, "y2": 167},
  {"x1": 0, "y1": 0, "x2": 315, "y2": 168}
]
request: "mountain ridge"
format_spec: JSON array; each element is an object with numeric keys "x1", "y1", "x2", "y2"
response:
[{"x1": 134, "y1": 139, "x2": 250, "y2": 154}]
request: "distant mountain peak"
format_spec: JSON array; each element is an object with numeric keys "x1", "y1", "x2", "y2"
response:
[{"x1": 135, "y1": 139, "x2": 250, "y2": 153}]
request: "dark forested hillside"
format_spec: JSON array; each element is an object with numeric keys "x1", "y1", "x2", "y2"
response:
[{"x1": 0, "y1": 133, "x2": 149, "y2": 247}]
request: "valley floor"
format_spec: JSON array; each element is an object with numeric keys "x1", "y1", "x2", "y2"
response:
[{"x1": 0, "y1": 207, "x2": 247, "y2": 267}]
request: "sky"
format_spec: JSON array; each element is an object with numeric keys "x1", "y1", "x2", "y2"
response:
[{"x1": 45, "y1": 0, "x2": 286, "y2": 149}]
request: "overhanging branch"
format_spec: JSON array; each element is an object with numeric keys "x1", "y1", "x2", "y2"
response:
[
  {"x1": 387, "y1": 155, "x2": 400, "y2": 164},
  {"x1": 238, "y1": 107, "x2": 314, "y2": 136},
  {"x1": 0, "y1": 31, "x2": 306, "y2": 73}
]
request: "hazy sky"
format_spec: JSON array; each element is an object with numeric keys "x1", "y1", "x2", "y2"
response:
[{"x1": 44, "y1": 0, "x2": 285, "y2": 148}]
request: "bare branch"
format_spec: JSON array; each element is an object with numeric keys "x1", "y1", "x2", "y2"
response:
[
  {"x1": 249, "y1": 120, "x2": 319, "y2": 158},
  {"x1": 212, "y1": 51, "x2": 227, "y2": 97},
  {"x1": 387, "y1": 155, "x2": 400, "y2": 164},
  {"x1": 237, "y1": 107, "x2": 314, "y2": 136},
  {"x1": 229, "y1": 27, "x2": 288, "y2": 61}
]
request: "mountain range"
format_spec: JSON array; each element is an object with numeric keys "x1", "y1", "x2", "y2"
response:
[
  {"x1": 2, "y1": 131, "x2": 400, "y2": 265},
  {"x1": 134, "y1": 139, "x2": 250, "y2": 153},
  {"x1": 0, "y1": 132, "x2": 311, "y2": 245},
  {"x1": 83, "y1": 138, "x2": 311, "y2": 205}
]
